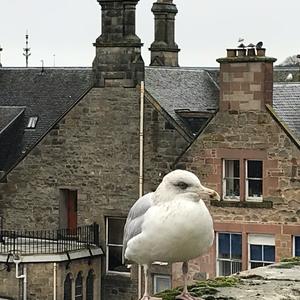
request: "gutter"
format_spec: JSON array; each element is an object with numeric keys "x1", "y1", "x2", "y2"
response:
[
  {"x1": 13, "y1": 256, "x2": 27, "y2": 300},
  {"x1": 138, "y1": 82, "x2": 145, "y2": 299}
]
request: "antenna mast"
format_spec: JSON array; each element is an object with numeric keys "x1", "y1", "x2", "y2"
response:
[
  {"x1": 23, "y1": 31, "x2": 31, "y2": 67},
  {"x1": 0, "y1": 45, "x2": 3, "y2": 67}
]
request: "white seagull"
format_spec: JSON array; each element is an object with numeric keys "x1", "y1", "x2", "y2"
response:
[{"x1": 123, "y1": 170, "x2": 220, "y2": 300}]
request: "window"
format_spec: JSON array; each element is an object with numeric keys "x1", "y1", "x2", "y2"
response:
[
  {"x1": 223, "y1": 160, "x2": 240, "y2": 200},
  {"x1": 294, "y1": 236, "x2": 300, "y2": 257},
  {"x1": 216, "y1": 233, "x2": 242, "y2": 276},
  {"x1": 246, "y1": 160, "x2": 263, "y2": 201},
  {"x1": 248, "y1": 234, "x2": 275, "y2": 269},
  {"x1": 153, "y1": 275, "x2": 172, "y2": 294},
  {"x1": 75, "y1": 272, "x2": 83, "y2": 300},
  {"x1": 86, "y1": 270, "x2": 94, "y2": 300},
  {"x1": 222, "y1": 159, "x2": 263, "y2": 202},
  {"x1": 106, "y1": 217, "x2": 128, "y2": 273},
  {"x1": 64, "y1": 273, "x2": 72, "y2": 300},
  {"x1": 26, "y1": 116, "x2": 38, "y2": 129}
]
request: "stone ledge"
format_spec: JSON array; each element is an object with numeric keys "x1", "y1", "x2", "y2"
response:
[
  {"x1": 210, "y1": 200, "x2": 273, "y2": 209},
  {"x1": 156, "y1": 259, "x2": 300, "y2": 299}
]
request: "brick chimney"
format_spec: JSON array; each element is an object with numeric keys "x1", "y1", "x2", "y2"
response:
[
  {"x1": 217, "y1": 47, "x2": 277, "y2": 112},
  {"x1": 149, "y1": 0, "x2": 180, "y2": 67},
  {"x1": 92, "y1": 0, "x2": 145, "y2": 87}
]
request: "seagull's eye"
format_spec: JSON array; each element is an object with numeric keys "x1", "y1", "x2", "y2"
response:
[{"x1": 176, "y1": 182, "x2": 189, "y2": 190}]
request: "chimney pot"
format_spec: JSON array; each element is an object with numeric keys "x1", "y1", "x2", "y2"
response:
[
  {"x1": 237, "y1": 49, "x2": 246, "y2": 57},
  {"x1": 226, "y1": 49, "x2": 236, "y2": 57},
  {"x1": 247, "y1": 48, "x2": 256, "y2": 57},
  {"x1": 257, "y1": 48, "x2": 266, "y2": 57}
]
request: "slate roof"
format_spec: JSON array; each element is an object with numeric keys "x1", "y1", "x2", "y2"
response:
[
  {"x1": 145, "y1": 67, "x2": 219, "y2": 137},
  {"x1": 0, "y1": 66, "x2": 299, "y2": 176},
  {"x1": 0, "y1": 106, "x2": 24, "y2": 133},
  {"x1": 273, "y1": 83, "x2": 300, "y2": 140},
  {"x1": 0, "y1": 68, "x2": 92, "y2": 175}
]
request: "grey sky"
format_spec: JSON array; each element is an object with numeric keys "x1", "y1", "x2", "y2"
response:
[{"x1": 1, "y1": 0, "x2": 300, "y2": 67}]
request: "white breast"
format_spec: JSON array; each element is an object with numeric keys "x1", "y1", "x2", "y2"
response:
[{"x1": 125, "y1": 199, "x2": 214, "y2": 265}]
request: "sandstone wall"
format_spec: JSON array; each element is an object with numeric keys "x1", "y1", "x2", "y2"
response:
[
  {"x1": 173, "y1": 110, "x2": 300, "y2": 282},
  {"x1": 0, "y1": 86, "x2": 187, "y2": 299}
]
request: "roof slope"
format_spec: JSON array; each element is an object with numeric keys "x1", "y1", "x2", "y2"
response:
[
  {"x1": 0, "y1": 106, "x2": 24, "y2": 133},
  {"x1": 273, "y1": 83, "x2": 300, "y2": 140},
  {"x1": 0, "y1": 68, "x2": 92, "y2": 174},
  {"x1": 145, "y1": 67, "x2": 219, "y2": 136}
]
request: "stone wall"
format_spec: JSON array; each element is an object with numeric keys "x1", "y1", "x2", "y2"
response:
[
  {"x1": 0, "y1": 257, "x2": 101, "y2": 300},
  {"x1": 0, "y1": 86, "x2": 188, "y2": 299},
  {"x1": 173, "y1": 110, "x2": 300, "y2": 281},
  {"x1": 0, "y1": 264, "x2": 21, "y2": 299},
  {"x1": 219, "y1": 59, "x2": 275, "y2": 112}
]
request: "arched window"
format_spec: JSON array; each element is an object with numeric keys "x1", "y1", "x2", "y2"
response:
[
  {"x1": 75, "y1": 272, "x2": 83, "y2": 300},
  {"x1": 86, "y1": 270, "x2": 94, "y2": 300},
  {"x1": 64, "y1": 273, "x2": 72, "y2": 300}
]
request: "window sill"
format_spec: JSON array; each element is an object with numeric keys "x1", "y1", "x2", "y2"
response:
[
  {"x1": 103, "y1": 272, "x2": 131, "y2": 281},
  {"x1": 210, "y1": 200, "x2": 273, "y2": 209}
]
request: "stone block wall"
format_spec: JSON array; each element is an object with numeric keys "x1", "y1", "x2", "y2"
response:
[
  {"x1": 0, "y1": 86, "x2": 188, "y2": 299},
  {"x1": 0, "y1": 264, "x2": 20, "y2": 299},
  {"x1": 217, "y1": 53, "x2": 276, "y2": 112},
  {"x1": 175, "y1": 110, "x2": 300, "y2": 279},
  {"x1": 0, "y1": 257, "x2": 101, "y2": 300},
  {"x1": 57, "y1": 257, "x2": 101, "y2": 300}
]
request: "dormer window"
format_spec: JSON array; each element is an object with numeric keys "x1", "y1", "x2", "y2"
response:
[{"x1": 27, "y1": 116, "x2": 38, "y2": 129}]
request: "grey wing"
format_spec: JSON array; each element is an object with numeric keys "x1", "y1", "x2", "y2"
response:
[{"x1": 123, "y1": 193, "x2": 154, "y2": 258}]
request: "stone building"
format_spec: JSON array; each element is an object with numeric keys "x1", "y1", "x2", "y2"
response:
[{"x1": 0, "y1": 0, "x2": 299, "y2": 299}]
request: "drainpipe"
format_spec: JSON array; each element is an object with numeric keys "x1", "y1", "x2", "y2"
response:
[
  {"x1": 53, "y1": 263, "x2": 57, "y2": 300},
  {"x1": 138, "y1": 81, "x2": 145, "y2": 299},
  {"x1": 13, "y1": 257, "x2": 27, "y2": 300}
]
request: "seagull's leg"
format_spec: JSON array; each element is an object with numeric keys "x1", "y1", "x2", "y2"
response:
[
  {"x1": 141, "y1": 264, "x2": 150, "y2": 300},
  {"x1": 175, "y1": 261, "x2": 202, "y2": 300}
]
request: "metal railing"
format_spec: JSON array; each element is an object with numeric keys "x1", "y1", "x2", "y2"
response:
[{"x1": 0, "y1": 224, "x2": 100, "y2": 255}]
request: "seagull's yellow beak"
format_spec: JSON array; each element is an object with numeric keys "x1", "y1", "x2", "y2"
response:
[
  {"x1": 207, "y1": 188, "x2": 221, "y2": 201},
  {"x1": 197, "y1": 187, "x2": 221, "y2": 201}
]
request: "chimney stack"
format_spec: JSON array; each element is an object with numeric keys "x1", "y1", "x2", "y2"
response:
[
  {"x1": 149, "y1": 0, "x2": 180, "y2": 67},
  {"x1": 217, "y1": 47, "x2": 276, "y2": 112},
  {"x1": 92, "y1": 0, "x2": 145, "y2": 87}
]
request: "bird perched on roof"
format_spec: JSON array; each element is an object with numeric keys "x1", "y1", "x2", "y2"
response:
[{"x1": 123, "y1": 170, "x2": 220, "y2": 300}]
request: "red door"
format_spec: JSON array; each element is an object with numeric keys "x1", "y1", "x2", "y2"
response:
[{"x1": 67, "y1": 190, "x2": 77, "y2": 233}]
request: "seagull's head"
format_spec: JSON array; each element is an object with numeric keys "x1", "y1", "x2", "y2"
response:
[{"x1": 154, "y1": 170, "x2": 220, "y2": 203}]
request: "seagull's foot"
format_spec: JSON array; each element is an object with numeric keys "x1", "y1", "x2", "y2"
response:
[{"x1": 175, "y1": 292, "x2": 203, "y2": 300}]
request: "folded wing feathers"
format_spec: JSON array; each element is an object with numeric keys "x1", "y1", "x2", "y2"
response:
[{"x1": 123, "y1": 193, "x2": 154, "y2": 260}]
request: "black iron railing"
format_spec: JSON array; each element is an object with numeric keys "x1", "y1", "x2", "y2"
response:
[{"x1": 0, "y1": 224, "x2": 100, "y2": 255}]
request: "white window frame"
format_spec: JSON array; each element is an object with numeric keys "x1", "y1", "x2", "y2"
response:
[
  {"x1": 26, "y1": 116, "x2": 38, "y2": 129},
  {"x1": 153, "y1": 274, "x2": 172, "y2": 294},
  {"x1": 216, "y1": 232, "x2": 242, "y2": 276},
  {"x1": 248, "y1": 234, "x2": 275, "y2": 269},
  {"x1": 246, "y1": 160, "x2": 263, "y2": 202},
  {"x1": 293, "y1": 236, "x2": 300, "y2": 257},
  {"x1": 223, "y1": 160, "x2": 240, "y2": 201},
  {"x1": 105, "y1": 217, "x2": 130, "y2": 275}
]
